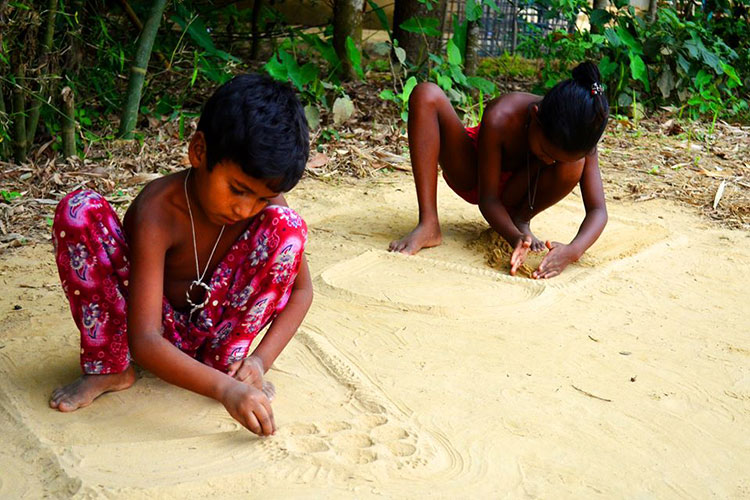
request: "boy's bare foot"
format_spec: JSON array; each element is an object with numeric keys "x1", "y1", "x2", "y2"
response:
[
  {"x1": 49, "y1": 365, "x2": 136, "y2": 412},
  {"x1": 389, "y1": 223, "x2": 442, "y2": 255},
  {"x1": 509, "y1": 210, "x2": 544, "y2": 251}
]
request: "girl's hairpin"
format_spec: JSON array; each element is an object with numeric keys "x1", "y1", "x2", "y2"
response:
[{"x1": 591, "y1": 82, "x2": 604, "y2": 96}]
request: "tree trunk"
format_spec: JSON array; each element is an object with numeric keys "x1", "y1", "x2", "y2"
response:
[
  {"x1": 250, "y1": 0, "x2": 263, "y2": 60},
  {"x1": 118, "y1": 0, "x2": 168, "y2": 139},
  {"x1": 392, "y1": 0, "x2": 446, "y2": 69},
  {"x1": 26, "y1": 0, "x2": 57, "y2": 147},
  {"x1": 464, "y1": 20, "x2": 480, "y2": 77},
  {"x1": 61, "y1": 86, "x2": 76, "y2": 159},
  {"x1": 648, "y1": 0, "x2": 658, "y2": 22},
  {"x1": 333, "y1": 0, "x2": 364, "y2": 80}
]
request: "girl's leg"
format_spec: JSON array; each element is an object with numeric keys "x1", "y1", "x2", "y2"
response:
[
  {"x1": 389, "y1": 82, "x2": 478, "y2": 255},
  {"x1": 50, "y1": 190, "x2": 135, "y2": 412},
  {"x1": 195, "y1": 205, "x2": 307, "y2": 372}
]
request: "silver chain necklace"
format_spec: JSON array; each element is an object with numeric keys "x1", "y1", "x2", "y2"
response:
[{"x1": 183, "y1": 169, "x2": 225, "y2": 319}]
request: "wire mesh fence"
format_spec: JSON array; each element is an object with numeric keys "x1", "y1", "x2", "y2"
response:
[{"x1": 444, "y1": 0, "x2": 576, "y2": 56}]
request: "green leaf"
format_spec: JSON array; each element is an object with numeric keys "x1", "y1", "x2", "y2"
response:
[
  {"x1": 400, "y1": 17, "x2": 442, "y2": 37},
  {"x1": 599, "y1": 56, "x2": 618, "y2": 80},
  {"x1": 615, "y1": 26, "x2": 642, "y2": 54},
  {"x1": 483, "y1": 0, "x2": 500, "y2": 11},
  {"x1": 437, "y1": 73, "x2": 452, "y2": 91},
  {"x1": 402, "y1": 77, "x2": 418, "y2": 103},
  {"x1": 447, "y1": 39, "x2": 462, "y2": 66},
  {"x1": 604, "y1": 28, "x2": 620, "y2": 48},
  {"x1": 379, "y1": 89, "x2": 396, "y2": 101},
  {"x1": 629, "y1": 54, "x2": 649, "y2": 91},
  {"x1": 466, "y1": 0, "x2": 483, "y2": 21},
  {"x1": 264, "y1": 54, "x2": 288, "y2": 82},
  {"x1": 694, "y1": 69, "x2": 712, "y2": 88},
  {"x1": 345, "y1": 36, "x2": 365, "y2": 79},
  {"x1": 452, "y1": 15, "x2": 468, "y2": 60},
  {"x1": 467, "y1": 76, "x2": 496, "y2": 94},
  {"x1": 721, "y1": 63, "x2": 742, "y2": 87},
  {"x1": 589, "y1": 9, "x2": 611, "y2": 28},
  {"x1": 299, "y1": 62, "x2": 319, "y2": 86}
]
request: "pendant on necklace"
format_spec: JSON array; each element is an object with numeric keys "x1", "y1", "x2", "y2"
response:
[{"x1": 186, "y1": 280, "x2": 211, "y2": 317}]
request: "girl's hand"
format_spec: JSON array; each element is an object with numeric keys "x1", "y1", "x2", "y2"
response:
[
  {"x1": 510, "y1": 234, "x2": 532, "y2": 276},
  {"x1": 221, "y1": 380, "x2": 276, "y2": 436},
  {"x1": 227, "y1": 355, "x2": 275, "y2": 401},
  {"x1": 533, "y1": 241, "x2": 575, "y2": 279}
]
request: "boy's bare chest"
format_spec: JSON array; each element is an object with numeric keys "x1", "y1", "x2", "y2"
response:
[{"x1": 163, "y1": 220, "x2": 251, "y2": 309}]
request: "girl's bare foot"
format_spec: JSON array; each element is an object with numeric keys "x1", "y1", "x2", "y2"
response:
[
  {"x1": 49, "y1": 365, "x2": 136, "y2": 412},
  {"x1": 509, "y1": 209, "x2": 544, "y2": 251},
  {"x1": 389, "y1": 223, "x2": 442, "y2": 255}
]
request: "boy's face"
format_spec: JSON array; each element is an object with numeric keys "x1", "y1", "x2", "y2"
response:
[{"x1": 189, "y1": 133, "x2": 281, "y2": 225}]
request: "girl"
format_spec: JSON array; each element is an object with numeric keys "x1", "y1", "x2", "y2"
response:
[{"x1": 389, "y1": 62, "x2": 609, "y2": 279}]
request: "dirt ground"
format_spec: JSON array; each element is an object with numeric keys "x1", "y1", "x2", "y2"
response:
[{"x1": 1, "y1": 166, "x2": 748, "y2": 497}]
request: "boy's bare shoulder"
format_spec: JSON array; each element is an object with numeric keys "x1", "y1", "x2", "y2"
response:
[{"x1": 124, "y1": 172, "x2": 184, "y2": 241}]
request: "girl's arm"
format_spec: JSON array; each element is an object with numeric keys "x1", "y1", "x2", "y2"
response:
[
  {"x1": 476, "y1": 114, "x2": 533, "y2": 275},
  {"x1": 533, "y1": 149, "x2": 608, "y2": 279},
  {"x1": 127, "y1": 213, "x2": 275, "y2": 435}
]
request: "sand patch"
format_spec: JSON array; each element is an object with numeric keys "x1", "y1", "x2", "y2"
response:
[{"x1": 1, "y1": 175, "x2": 748, "y2": 497}]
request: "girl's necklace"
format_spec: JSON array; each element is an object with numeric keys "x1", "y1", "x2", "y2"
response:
[
  {"x1": 525, "y1": 111, "x2": 540, "y2": 211},
  {"x1": 526, "y1": 149, "x2": 540, "y2": 211},
  {"x1": 183, "y1": 169, "x2": 225, "y2": 319}
]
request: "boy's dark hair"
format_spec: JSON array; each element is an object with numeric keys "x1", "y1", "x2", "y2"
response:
[
  {"x1": 537, "y1": 61, "x2": 609, "y2": 154},
  {"x1": 197, "y1": 73, "x2": 309, "y2": 192}
]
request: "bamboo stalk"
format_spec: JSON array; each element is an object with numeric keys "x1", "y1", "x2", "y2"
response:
[
  {"x1": 0, "y1": 80, "x2": 8, "y2": 159},
  {"x1": 26, "y1": 0, "x2": 58, "y2": 146},
  {"x1": 118, "y1": 0, "x2": 168, "y2": 139},
  {"x1": 11, "y1": 58, "x2": 27, "y2": 163},
  {"x1": 61, "y1": 86, "x2": 75, "y2": 158}
]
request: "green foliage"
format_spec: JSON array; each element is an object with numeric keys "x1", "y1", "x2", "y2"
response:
[
  {"x1": 521, "y1": 1, "x2": 748, "y2": 120},
  {"x1": 379, "y1": 1, "x2": 501, "y2": 122},
  {"x1": 263, "y1": 24, "x2": 365, "y2": 115}
]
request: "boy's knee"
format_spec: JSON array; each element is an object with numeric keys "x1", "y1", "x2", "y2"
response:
[
  {"x1": 260, "y1": 205, "x2": 307, "y2": 243},
  {"x1": 54, "y1": 190, "x2": 105, "y2": 230},
  {"x1": 409, "y1": 82, "x2": 444, "y2": 111}
]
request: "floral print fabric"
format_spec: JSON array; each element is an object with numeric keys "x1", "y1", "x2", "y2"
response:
[{"x1": 53, "y1": 190, "x2": 307, "y2": 375}]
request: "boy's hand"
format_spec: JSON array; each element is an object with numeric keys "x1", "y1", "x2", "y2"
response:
[
  {"x1": 227, "y1": 355, "x2": 275, "y2": 401},
  {"x1": 532, "y1": 240, "x2": 575, "y2": 279},
  {"x1": 510, "y1": 234, "x2": 532, "y2": 276},
  {"x1": 221, "y1": 380, "x2": 276, "y2": 436}
]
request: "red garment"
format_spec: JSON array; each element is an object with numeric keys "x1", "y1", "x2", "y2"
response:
[
  {"x1": 442, "y1": 124, "x2": 513, "y2": 205},
  {"x1": 53, "y1": 190, "x2": 307, "y2": 375}
]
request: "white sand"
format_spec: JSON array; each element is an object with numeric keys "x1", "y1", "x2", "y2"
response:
[{"x1": 1, "y1": 174, "x2": 748, "y2": 498}]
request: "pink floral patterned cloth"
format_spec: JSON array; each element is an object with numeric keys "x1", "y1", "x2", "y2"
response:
[{"x1": 53, "y1": 190, "x2": 307, "y2": 375}]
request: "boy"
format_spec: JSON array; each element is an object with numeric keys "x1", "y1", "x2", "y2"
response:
[{"x1": 49, "y1": 74, "x2": 312, "y2": 437}]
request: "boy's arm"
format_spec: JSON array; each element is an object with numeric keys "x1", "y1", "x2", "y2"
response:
[
  {"x1": 127, "y1": 214, "x2": 275, "y2": 435},
  {"x1": 533, "y1": 149, "x2": 608, "y2": 279},
  {"x1": 476, "y1": 116, "x2": 533, "y2": 275},
  {"x1": 230, "y1": 194, "x2": 313, "y2": 381}
]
